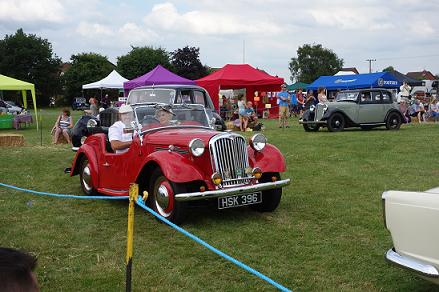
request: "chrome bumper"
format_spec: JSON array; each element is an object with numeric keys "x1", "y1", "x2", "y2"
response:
[
  {"x1": 385, "y1": 248, "x2": 439, "y2": 278},
  {"x1": 175, "y1": 179, "x2": 290, "y2": 202}
]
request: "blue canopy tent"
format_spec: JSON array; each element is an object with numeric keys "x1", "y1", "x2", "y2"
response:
[{"x1": 307, "y1": 72, "x2": 400, "y2": 91}]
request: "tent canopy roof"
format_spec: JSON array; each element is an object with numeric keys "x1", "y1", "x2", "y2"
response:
[
  {"x1": 124, "y1": 65, "x2": 195, "y2": 91},
  {"x1": 83, "y1": 70, "x2": 128, "y2": 89},
  {"x1": 287, "y1": 82, "x2": 309, "y2": 91},
  {"x1": 196, "y1": 64, "x2": 283, "y2": 87},
  {"x1": 307, "y1": 72, "x2": 400, "y2": 91},
  {"x1": 0, "y1": 74, "x2": 34, "y2": 90}
]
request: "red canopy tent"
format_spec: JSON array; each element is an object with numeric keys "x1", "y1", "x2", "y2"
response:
[{"x1": 196, "y1": 64, "x2": 284, "y2": 111}]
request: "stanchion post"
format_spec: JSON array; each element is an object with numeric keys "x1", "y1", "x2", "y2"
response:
[{"x1": 126, "y1": 183, "x2": 138, "y2": 292}]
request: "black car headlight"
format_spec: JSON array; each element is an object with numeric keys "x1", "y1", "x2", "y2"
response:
[
  {"x1": 189, "y1": 138, "x2": 205, "y2": 157},
  {"x1": 250, "y1": 134, "x2": 267, "y2": 152}
]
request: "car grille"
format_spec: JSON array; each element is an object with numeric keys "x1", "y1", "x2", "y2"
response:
[
  {"x1": 209, "y1": 133, "x2": 251, "y2": 187},
  {"x1": 314, "y1": 104, "x2": 325, "y2": 121}
]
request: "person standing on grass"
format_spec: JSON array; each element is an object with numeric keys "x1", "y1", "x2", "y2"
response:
[
  {"x1": 277, "y1": 83, "x2": 290, "y2": 128},
  {"x1": 317, "y1": 87, "x2": 328, "y2": 103},
  {"x1": 296, "y1": 88, "x2": 305, "y2": 116},
  {"x1": 290, "y1": 90, "x2": 298, "y2": 117}
]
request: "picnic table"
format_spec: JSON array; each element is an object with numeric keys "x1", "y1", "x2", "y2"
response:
[{"x1": 13, "y1": 114, "x2": 33, "y2": 130}]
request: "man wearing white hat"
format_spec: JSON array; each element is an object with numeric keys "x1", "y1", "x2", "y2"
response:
[{"x1": 108, "y1": 104, "x2": 133, "y2": 153}]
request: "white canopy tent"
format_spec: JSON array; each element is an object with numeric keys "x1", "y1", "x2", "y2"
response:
[{"x1": 82, "y1": 70, "x2": 128, "y2": 89}]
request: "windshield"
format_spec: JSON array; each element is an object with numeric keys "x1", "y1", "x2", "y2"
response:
[
  {"x1": 134, "y1": 104, "x2": 210, "y2": 131},
  {"x1": 127, "y1": 89, "x2": 176, "y2": 105},
  {"x1": 335, "y1": 92, "x2": 359, "y2": 102}
]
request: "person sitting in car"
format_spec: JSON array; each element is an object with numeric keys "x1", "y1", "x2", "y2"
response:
[
  {"x1": 155, "y1": 105, "x2": 175, "y2": 126},
  {"x1": 108, "y1": 104, "x2": 133, "y2": 153},
  {"x1": 361, "y1": 92, "x2": 371, "y2": 102}
]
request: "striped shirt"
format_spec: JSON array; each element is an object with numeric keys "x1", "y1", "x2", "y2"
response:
[{"x1": 59, "y1": 116, "x2": 71, "y2": 129}]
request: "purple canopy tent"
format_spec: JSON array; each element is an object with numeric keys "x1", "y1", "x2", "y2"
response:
[{"x1": 123, "y1": 65, "x2": 196, "y2": 95}]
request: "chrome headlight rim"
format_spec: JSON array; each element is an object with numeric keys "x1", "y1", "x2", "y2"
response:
[
  {"x1": 310, "y1": 105, "x2": 315, "y2": 112},
  {"x1": 250, "y1": 133, "x2": 267, "y2": 152},
  {"x1": 189, "y1": 138, "x2": 205, "y2": 157},
  {"x1": 323, "y1": 104, "x2": 329, "y2": 112},
  {"x1": 86, "y1": 118, "x2": 98, "y2": 128}
]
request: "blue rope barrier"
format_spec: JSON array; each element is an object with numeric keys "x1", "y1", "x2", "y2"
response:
[
  {"x1": 135, "y1": 197, "x2": 291, "y2": 292},
  {"x1": 0, "y1": 182, "x2": 129, "y2": 200},
  {"x1": 0, "y1": 182, "x2": 291, "y2": 291}
]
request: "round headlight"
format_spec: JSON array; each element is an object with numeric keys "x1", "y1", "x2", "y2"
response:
[
  {"x1": 323, "y1": 104, "x2": 328, "y2": 112},
  {"x1": 86, "y1": 119, "x2": 97, "y2": 128},
  {"x1": 189, "y1": 138, "x2": 205, "y2": 157},
  {"x1": 310, "y1": 105, "x2": 315, "y2": 112},
  {"x1": 211, "y1": 172, "x2": 222, "y2": 186},
  {"x1": 250, "y1": 134, "x2": 267, "y2": 152}
]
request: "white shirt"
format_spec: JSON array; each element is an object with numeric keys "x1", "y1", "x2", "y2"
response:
[
  {"x1": 400, "y1": 84, "x2": 411, "y2": 97},
  {"x1": 108, "y1": 121, "x2": 132, "y2": 154}
]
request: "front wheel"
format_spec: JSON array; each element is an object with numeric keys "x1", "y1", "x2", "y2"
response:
[
  {"x1": 386, "y1": 112, "x2": 402, "y2": 130},
  {"x1": 327, "y1": 113, "x2": 345, "y2": 132},
  {"x1": 303, "y1": 123, "x2": 320, "y2": 132},
  {"x1": 250, "y1": 172, "x2": 282, "y2": 212},
  {"x1": 148, "y1": 168, "x2": 186, "y2": 224}
]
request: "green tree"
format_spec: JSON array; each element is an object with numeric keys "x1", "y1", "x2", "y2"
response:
[
  {"x1": 171, "y1": 46, "x2": 208, "y2": 80},
  {"x1": 0, "y1": 28, "x2": 61, "y2": 105},
  {"x1": 62, "y1": 53, "x2": 115, "y2": 101},
  {"x1": 117, "y1": 46, "x2": 172, "y2": 80},
  {"x1": 288, "y1": 44, "x2": 343, "y2": 83},
  {"x1": 383, "y1": 66, "x2": 395, "y2": 72}
]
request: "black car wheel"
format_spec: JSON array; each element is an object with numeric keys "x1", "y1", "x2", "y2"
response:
[
  {"x1": 80, "y1": 157, "x2": 97, "y2": 196},
  {"x1": 149, "y1": 168, "x2": 186, "y2": 224},
  {"x1": 303, "y1": 123, "x2": 320, "y2": 132},
  {"x1": 386, "y1": 112, "x2": 402, "y2": 130},
  {"x1": 327, "y1": 113, "x2": 345, "y2": 132},
  {"x1": 250, "y1": 172, "x2": 282, "y2": 212}
]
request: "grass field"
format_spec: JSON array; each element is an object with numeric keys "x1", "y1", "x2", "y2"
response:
[{"x1": 0, "y1": 108, "x2": 438, "y2": 291}]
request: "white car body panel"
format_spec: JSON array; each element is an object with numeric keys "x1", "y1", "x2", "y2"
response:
[{"x1": 383, "y1": 190, "x2": 439, "y2": 284}]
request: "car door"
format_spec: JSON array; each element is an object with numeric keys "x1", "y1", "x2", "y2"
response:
[
  {"x1": 99, "y1": 137, "x2": 139, "y2": 191},
  {"x1": 358, "y1": 90, "x2": 384, "y2": 124}
]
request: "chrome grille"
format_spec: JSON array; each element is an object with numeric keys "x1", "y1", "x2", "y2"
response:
[
  {"x1": 210, "y1": 133, "x2": 251, "y2": 187},
  {"x1": 314, "y1": 104, "x2": 325, "y2": 121}
]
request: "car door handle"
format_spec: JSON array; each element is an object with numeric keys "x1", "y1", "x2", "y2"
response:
[{"x1": 102, "y1": 162, "x2": 110, "y2": 167}]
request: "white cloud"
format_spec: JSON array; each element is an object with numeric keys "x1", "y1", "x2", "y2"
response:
[
  {"x1": 144, "y1": 2, "x2": 282, "y2": 35},
  {"x1": 0, "y1": 0, "x2": 65, "y2": 22}
]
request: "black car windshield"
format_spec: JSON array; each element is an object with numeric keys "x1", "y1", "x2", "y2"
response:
[
  {"x1": 134, "y1": 104, "x2": 210, "y2": 131},
  {"x1": 127, "y1": 89, "x2": 176, "y2": 105},
  {"x1": 336, "y1": 92, "x2": 358, "y2": 102}
]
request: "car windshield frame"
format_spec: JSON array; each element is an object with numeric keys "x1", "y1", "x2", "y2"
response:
[
  {"x1": 335, "y1": 91, "x2": 359, "y2": 102},
  {"x1": 127, "y1": 88, "x2": 177, "y2": 105},
  {"x1": 133, "y1": 103, "x2": 212, "y2": 133}
]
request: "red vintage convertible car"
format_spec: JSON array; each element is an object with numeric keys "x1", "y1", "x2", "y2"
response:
[{"x1": 70, "y1": 103, "x2": 290, "y2": 223}]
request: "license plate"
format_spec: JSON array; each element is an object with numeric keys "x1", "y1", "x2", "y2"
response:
[{"x1": 218, "y1": 192, "x2": 262, "y2": 209}]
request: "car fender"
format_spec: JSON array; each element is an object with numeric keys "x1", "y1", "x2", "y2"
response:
[
  {"x1": 322, "y1": 109, "x2": 355, "y2": 124},
  {"x1": 140, "y1": 151, "x2": 205, "y2": 183},
  {"x1": 71, "y1": 145, "x2": 99, "y2": 188},
  {"x1": 302, "y1": 109, "x2": 313, "y2": 121},
  {"x1": 385, "y1": 109, "x2": 404, "y2": 121},
  {"x1": 248, "y1": 144, "x2": 286, "y2": 173}
]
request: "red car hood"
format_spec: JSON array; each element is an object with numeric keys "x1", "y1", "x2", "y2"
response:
[{"x1": 143, "y1": 127, "x2": 219, "y2": 146}]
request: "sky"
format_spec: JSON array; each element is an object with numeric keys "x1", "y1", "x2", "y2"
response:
[{"x1": 0, "y1": 0, "x2": 438, "y2": 82}]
